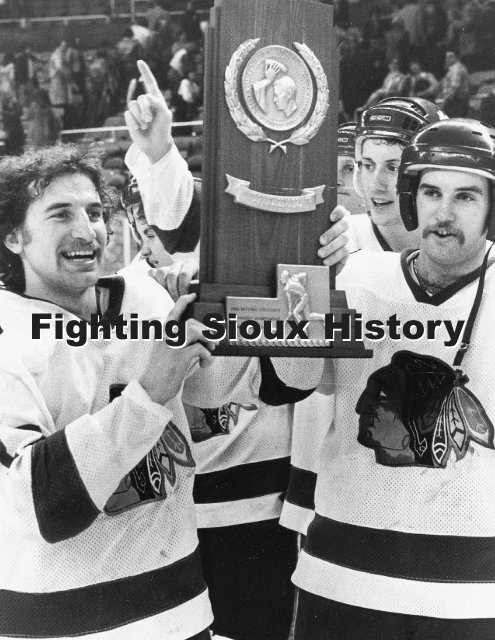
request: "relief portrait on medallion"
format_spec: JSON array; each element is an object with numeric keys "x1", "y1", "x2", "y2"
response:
[
  {"x1": 252, "y1": 58, "x2": 298, "y2": 119},
  {"x1": 241, "y1": 44, "x2": 314, "y2": 132}
]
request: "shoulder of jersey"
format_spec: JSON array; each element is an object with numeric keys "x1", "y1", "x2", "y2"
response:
[
  {"x1": 338, "y1": 249, "x2": 400, "y2": 288},
  {"x1": 118, "y1": 269, "x2": 175, "y2": 318}
]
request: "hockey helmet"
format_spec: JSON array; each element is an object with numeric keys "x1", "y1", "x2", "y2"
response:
[
  {"x1": 338, "y1": 121, "x2": 357, "y2": 158},
  {"x1": 377, "y1": 97, "x2": 448, "y2": 125},
  {"x1": 121, "y1": 174, "x2": 145, "y2": 243},
  {"x1": 397, "y1": 118, "x2": 495, "y2": 241}
]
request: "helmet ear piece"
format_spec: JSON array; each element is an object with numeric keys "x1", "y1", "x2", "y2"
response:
[
  {"x1": 488, "y1": 187, "x2": 495, "y2": 242},
  {"x1": 353, "y1": 163, "x2": 365, "y2": 198},
  {"x1": 398, "y1": 174, "x2": 419, "y2": 231}
]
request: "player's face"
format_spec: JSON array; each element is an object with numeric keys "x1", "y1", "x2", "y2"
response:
[
  {"x1": 337, "y1": 154, "x2": 363, "y2": 213},
  {"x1": 6, "y1": 173, "x2": 107, "y2": 300},
  {"x1": 337, "y1": 154, "x2": 355, "y2": 190},
  {"x1": 416, "y1": 169, "x2": 490, "y2": 273},
  {"x1": 135, "y1": 218, "x2": 173, "y2": 268},
  {"x1": 359, "y1": 139, "x2": 402, "y2": 226}
]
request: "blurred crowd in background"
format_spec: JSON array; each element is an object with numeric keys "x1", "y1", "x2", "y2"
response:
[
  {"x1": 0, "y1": 0, "x2": 494, "y2": 156},
  {"x1": 0, "y1": 0, "x2": 493, "y2": 276}
]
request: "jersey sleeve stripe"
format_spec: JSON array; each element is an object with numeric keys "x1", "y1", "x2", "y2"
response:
[
  {"x1": 284, "y1": 465, "x2": 317, "y2": 511},
  {"x1": 31, "y1": 429, "x2": 100, "y2": 543}
]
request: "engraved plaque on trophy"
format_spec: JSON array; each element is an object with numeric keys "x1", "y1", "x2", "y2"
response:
[{"x1": 192, "y1": 0, "x2": 371, "y2": 357}]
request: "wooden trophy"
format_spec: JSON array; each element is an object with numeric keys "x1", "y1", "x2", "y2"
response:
[{"x1": 191, "y1": 0, "x2": 371, "y2": 358}]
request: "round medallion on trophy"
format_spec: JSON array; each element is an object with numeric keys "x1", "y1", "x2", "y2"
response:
[{"x1": 241, "y1": 45, "x2": 314, "y2": 132}]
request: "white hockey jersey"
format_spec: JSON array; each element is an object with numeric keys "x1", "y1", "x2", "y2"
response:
[
  {"x1": 0, "y1": 271, "x2": 268, "y2": 640},
  {"x1": 293, "y1": 249, "x2": 495, "y2": 618},
  {"x1": 126, "y1": 143, "x2": 296, "y2": 529}
]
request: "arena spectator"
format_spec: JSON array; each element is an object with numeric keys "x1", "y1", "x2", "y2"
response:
[
  {"x1": 177, "y1": 68, "x2": 202, "y2": 122},
  {"x1": 167, "y1": 41, "x2": 189, "y2": 93},
  {"x1": 418, "y1": 0, "x2": 448, "y2": 77},
  {"x1": 340, "y1": 27, "x2": 386, "y2": 123},
  {"x1": 384, "y1": 18, "x2": 410, "y2": 69},
  {"x1": 0, "y1": 53, "x2": 15, "y2": 105},
  {"x1": 85, "y1": 48, "x2": 118, "y2": 127},
  {"x1": 146, "y1": 0, "x2": 170, "y2": 32},
  {"x1": 13, "y1": 43, "x2": 37, "y2": 106},
  {"x1": 116, "y1": 28, "x2": 142, "y2": 104},
  {"x1": 25, "y1": 88, "x2": 61, "y2": 149},
  {"x1": 392, "y1": 0, "x2": 422, "y2": 56},
  {"x1": 437, "y1": 49, "x2": 470, "y2": 117},
  {"x1": 359, "y1": 56, "x2": 410, "y2": 115},
  {"x1": 409, "y1": 59, "x2": 438, "y2": 99},
  {"x1": 181, "y1": 0, "x2": 203, "y2": 43},
  {"x1": 48, "y1": 40, "x2": 72, "y2": 125},
  {"x1": 1, "y1": 94, "x2": 24, "y2": 155},
  {"x1": 457, "y1": 1, "x2": 485, "y2": 71}
]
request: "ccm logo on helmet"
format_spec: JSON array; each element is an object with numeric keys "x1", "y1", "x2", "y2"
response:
[
  {"x1": 338, "y1": 137, "x2": 349, "y2": 143},
  {"x1": 370, "y1": 115, "x2": 392, "y2": 122}
]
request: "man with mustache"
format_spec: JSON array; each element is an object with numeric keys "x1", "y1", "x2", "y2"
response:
[
  {"x1": 292, "y1": 118, "x2": 495, "y2": 639},
  {"x1": 281, "y1": 97, "x2": 448, "y2": 537},
  {"x1": 0, "y1": 144, "x2": 320, "y2": 640}
]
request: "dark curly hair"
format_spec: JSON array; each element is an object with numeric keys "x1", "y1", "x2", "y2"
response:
[{"x1": 0, "y1": 143, "x2": 118, "y2": 292}]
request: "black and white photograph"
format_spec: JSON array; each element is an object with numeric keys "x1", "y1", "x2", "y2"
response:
[{"x1": 0, "y1": 1, "x2": 495, "y2": 639}]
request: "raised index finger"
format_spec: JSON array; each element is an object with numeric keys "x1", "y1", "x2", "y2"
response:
[{"x1": 137, "y1": 59, "x2": 162, "y2": 98}]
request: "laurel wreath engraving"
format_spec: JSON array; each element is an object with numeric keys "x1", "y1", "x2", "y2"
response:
[
  {"x1": 224, "y1": 39, "x2": 330, "y2": 154},
  {"x1": 224, "y1": 38, "x2": 278, "y2": 148}
]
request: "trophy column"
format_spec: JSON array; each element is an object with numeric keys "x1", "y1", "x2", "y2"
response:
[{"x1": 192, "y1": 0, "x2": 371, "y2": 358}]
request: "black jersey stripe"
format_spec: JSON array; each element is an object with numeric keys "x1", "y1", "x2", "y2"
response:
[
  {"x1": 193, "y1": 456, "x2": 290, "y2": 503},
  {"x1": 284, "y1": 465, "x2": 317, "y2": 511},
  {"x1": 32, "y1": 429, "x2": 100, "y2": 543},
  {"x1": 0, "y1": 547, "x2": 206, "y2": 636},
  {"x1": 305, "y1": 514, "x2": 495, "y2": 583}
]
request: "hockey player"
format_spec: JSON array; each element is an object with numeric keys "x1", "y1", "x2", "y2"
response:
[
  {"x1": 122, "y1": 174, "x2": 174, "y2": 269},
  {"x1": 346, "y1": 96, "x2": 448, "y2": 251},
  {"x1": 292, "y1": 118, "x2": 495, "y2": 639},
  {"x1": 0, "y1": 145, "x2": 320, "y2": 640},
  {"x1": 123, "y1": 59, "x2": 357, "y2": 640},
  {"x1": 281, "y1": 97, "x2": 448, "y2": 536},
  {"x1": 335, "y1": 121, "x2": 365, "y2": 214},
  {"x1": 121, "y1": 170, "x2": 299, "y2": 640}
]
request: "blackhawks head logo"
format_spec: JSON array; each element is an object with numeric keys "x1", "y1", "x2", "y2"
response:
[{"x1": 355, "y1": 351, "x2": 494, "y2": 467}]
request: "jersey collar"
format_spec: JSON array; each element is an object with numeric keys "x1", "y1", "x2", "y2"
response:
[
  {"x1": 401, "y1": 248, "x2": 492, "y2": 306},
  {"x1": 371, "y1": 222, "x2": 393, "y2": 252}
]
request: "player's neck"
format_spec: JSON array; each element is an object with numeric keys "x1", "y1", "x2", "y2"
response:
[
  {"x1": 415, "y1": 249, "x2": 485, "y2": 293},
  {"x1": 377, "y1": 220, "x2": 419, "y2": 253}
]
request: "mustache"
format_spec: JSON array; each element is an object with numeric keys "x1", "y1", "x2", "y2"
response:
[{"x1": 422, "y1": 222, "x2": 465, "y2": 244}]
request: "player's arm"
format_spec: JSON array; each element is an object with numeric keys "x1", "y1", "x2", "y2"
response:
[
  {"x1": 0, "y1": 298, "x2": 213, "y2": 544},
  {"x1": 124, "y1": 60, "x2": 194, "y2": 233},
  {"x1": 0, "y1": 361, "x2": 171, "y2": 544}
]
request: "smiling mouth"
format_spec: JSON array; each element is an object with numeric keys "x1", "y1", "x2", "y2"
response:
[
  {"x1": 371, "y1": 198, "x2": 393, "y2": 208},
  {"x1": 61, "y1": 249, "x2": 97, "y2": 261},
  {"x1": 431, "y1": 229, "x2": 456, "y2": 240}
]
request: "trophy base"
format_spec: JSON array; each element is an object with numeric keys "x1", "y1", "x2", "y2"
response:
[
  {"x1": 189, "y1": 279, "x2": 373, "y2": 359},
  {"x1": 211, "y1": 343, "x2": 373, "y2": 358}
]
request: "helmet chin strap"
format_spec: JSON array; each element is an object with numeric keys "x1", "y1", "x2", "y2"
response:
[
  {"x1": 353, "y1": 164, "x2": 366, "y2": 199},
  {"x1": 452, "y1": 243, "x2": 495, "y2": 373}
]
